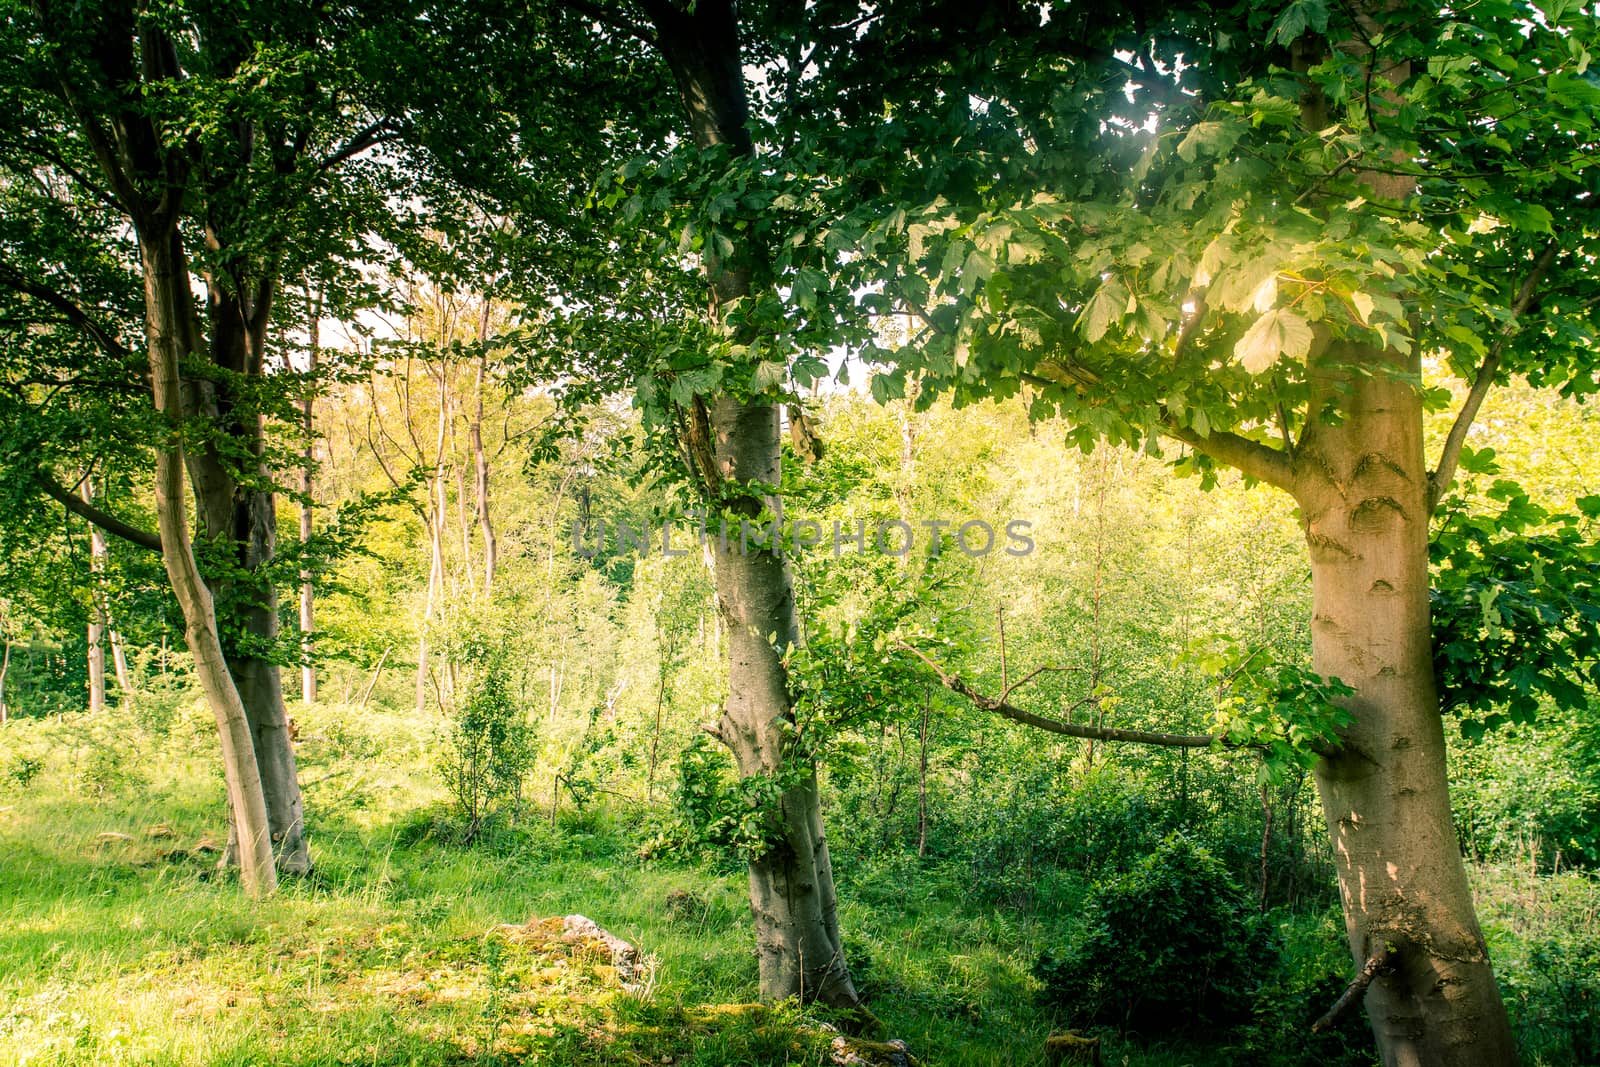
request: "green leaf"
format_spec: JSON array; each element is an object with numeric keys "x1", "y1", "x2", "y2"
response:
[
  {"x1": 1234, "y1": 309, "x2": 1313, "y2": 374},
  {"x1": 750, "y1": 360, "x2": 787, "y2": 394},
  {"x1": 1080, "y1": 279, "x2": 1126, "y2": 343}
]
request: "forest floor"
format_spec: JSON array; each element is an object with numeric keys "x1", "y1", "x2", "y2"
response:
[{"x1": 2, "y1": 703, "x2": 1595, "y2": 1066}]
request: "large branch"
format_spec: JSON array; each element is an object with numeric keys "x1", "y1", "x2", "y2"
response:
[
  {"x1": 1165, "y1": 424, "x2": 1295, "y2": 493},
  {"x1": 896, "y1": 642, "x2": 1246, "y2": 750},
  {"x1": 0, "y1": 261, "x2": 135, "y2": 364},
  {"x1": 36, "y1": 472, "x2": 162, "y2": 553},
  {"x1": 318, "y1": 119, "x2": 402, "y2": 172},
  {"x1": 567, "y1": 0, "x2": 659, "y2": 46},
  {"x1": 1428, "y1": 240, "x2": 1560, "y2": 512},
  {"x1": 1029, "y1": 357, "x2": 1295, "y2": 492}
]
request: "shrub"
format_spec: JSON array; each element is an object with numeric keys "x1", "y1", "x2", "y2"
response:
[
  {"x1": 1236, "y1": 908, "x2": 1378, "y2": 1066},
  {"x1": 437, "y1": 654, "x2": 536, "y2": 842},
  {"x1": 4, "y1": 753, "x2": 44, "y2": 788},
  {"x1": 1035, "y1": 833, "x2": 1272, "y2": 1035}
]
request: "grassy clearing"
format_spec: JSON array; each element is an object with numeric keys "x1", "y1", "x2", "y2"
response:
[{"x1": 3, "y1": 703, "x2": 1595, "y2": 1066}]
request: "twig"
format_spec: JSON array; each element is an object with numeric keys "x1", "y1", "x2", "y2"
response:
[
  {"x1": 1429, "y1": 239, "x2": 1561, "y2": 511},
  {"x1": 1312, "y1": 949, "x2": 1391, "y2": 1033}
]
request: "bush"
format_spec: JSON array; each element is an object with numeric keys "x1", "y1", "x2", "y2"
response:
[
  {"x1": 437, "y1": 654, "x2": 536, "y2": 842},
  {"x1": 1236, "y1": 908, "x2": 1377, "y2": 1066},
  {"x1": 5, "y1": 753, "x2": 44, "y2": 788},
  {"x1": 1035, "y1": 833, "x2": 1272, "y2": 1036},
  {"x1": 931, "y1": 759, "x2": 1176, "y2": 908}
]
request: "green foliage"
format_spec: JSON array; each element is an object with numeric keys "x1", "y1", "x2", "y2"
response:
[
  {"x1": 1237, "y1": 909, "x2": 1377, "y2": 1067},
  {"x1": 1431, "y1": 451, "x2": 1600, "y2": 735},
  {"x1": 1035, "y1": 834, "x2": 1272, "y2": 1035},
  {"x1": 437, "y1": 644, "x2": 537, "y2": 843},
  {"x1": 643, "y1": 735, "x2": 773, "y2": 864},
  {"x1": 1184, "y1": 635, "x2": 1356, "y2": 783},
  {"x1": 1451, "y1": 704, "x2": 1600, "y2": 868},
  {"x1": 5, "y1": 753, "x2": 43, "y2": 788}
]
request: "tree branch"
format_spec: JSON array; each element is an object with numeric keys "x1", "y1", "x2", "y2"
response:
[
  {"x1": 1165, "y1": 424, "x2": 1296, "y2": 492},
  {"x1": 1029, "y1": 357, "x2": 1295, "y2": 492},
  {"x1": 567, "y1": 0, "x2": 659, "y2": 47},
  {"x1": 36, "y1": 471, "x2": 162, "y2": 553},
  {"x1": 1312, "y1": 949, "x2": 1391, "y2": 1033},
  {"x1": 1428, "y1": 240, "x2": 1560, "y2": 512},
  {"x1": 318, "y1": 119, "x2": 401, "y2": 172},
  {"x1": 0, "y1": 260, "x2": 135, "y2": 364},
  {"x1": 895, "y1": 641, "x2": 1248, "y2": 751}
]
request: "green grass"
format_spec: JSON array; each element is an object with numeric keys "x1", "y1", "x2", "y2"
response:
[{"x1": 3, "y1": 703, "x2": 1595, "y2": 1066}]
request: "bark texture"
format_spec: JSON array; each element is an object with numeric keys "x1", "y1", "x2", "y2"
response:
[
  {"x1": 708, "y1": 397, "x2": 859, "y2": 1006},
  {"x1": 1293, "y1": 340, "x2": 1516, "y2": 1067},
  {"x1": 643, "y1": 0, "x2": 863, "y2": 1010},
  {"x1": 300, "y1": 313, "x2": 319, "y2": 704},
  {"x1": 192, "y1": 279, "x2": 311, "y2": 877},
  {"x1": 141, "y1": 227, "x2": 277, "y2": 898}
]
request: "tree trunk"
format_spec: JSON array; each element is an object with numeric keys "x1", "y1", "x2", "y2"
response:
[
  {"x1": 109, "y1": 626, "x2": 132, "y2": 695},
  {"x1": 471, "y1": 350, "x2": 496, "y2": 596},
  {"x1": 186, "y1": 318, "x2": 311, "y2": 876},
  {"x1": 232, "y1": 484, "x2": 311, "y2": 875},
  {"x1": 917, "y1": 692, "x2": 930, "y2": 858},
  {"x1": 1294, "y1": 339, "x2": 1515, "y2": 1066},
  {"x1": 300, "y1": 305, "x2": 319, "y2": 704},
  {"x1": 708, "y1": 397, "x2": 861, "y2": 1008},
  {"x1": 141, "y1": 227, "x2": 276, "y2": 897},
  {"x1": 643, "y1": 0, "x2": 863, "y2": 1011},
  {"x1": 1, "y1": 638, "x2": 10, "y2": 723}
]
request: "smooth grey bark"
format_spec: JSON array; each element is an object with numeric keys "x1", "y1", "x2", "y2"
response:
[
  {"x1": 46, "y1": 11, "x2": 278, "y2": 895},
  {"x1": 470, "y1": 347, "x2": 497, "y2": 596},
  {"x1": 1293, "y1": 340, "x2": 1516, "y2": 1067},
  {"x1": 641, "y1": 0, "x2": 863, "y2": 1010},
  {"x1": 300, "y1": 303, "x2": 319, "y2": 704},
  {"x1": 84, "y1": 480, "x2": 107, "y2": 715},
  {"x1": 705, "y1": 398, "x2": 858, "y2": 1006}
]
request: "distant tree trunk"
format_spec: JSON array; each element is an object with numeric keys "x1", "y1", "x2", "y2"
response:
[
  {"x1": 0, "y1": 638, "x2": 10, "y2": 723},
  {"x1": 412, "y1": 366, "x2": 450, "y2": 717},
  {"x1": 141, "y1": 225, "x2": 276, "y2": 898},
  {"x1": 646, "y1": 0, "x2": 862, "y2": 1010},
  {"x1": 471, "y1": 349, "x2": 496, "y2": 596},
  {"x1": 646, "y1": 631, "x2": 678, "y2": 801},
  {"x1": 917, "y1": 691, "x2": 930, "y2": 858},
  {"x1": 299, "y1": 296, "x2": 320, "y2": 704},
  {"x1": 83, "y1": 479, "x2": 107, "y2": 715},
  {"x1": 109, "y1": 626, "x2": 132, "y2": 695},
  {"x1": 81, "y1": 478, "x2": 134, "y2": 705},
  {"x1": 1294, "y1": 338, "x2": 1515, "y2": 1066}
]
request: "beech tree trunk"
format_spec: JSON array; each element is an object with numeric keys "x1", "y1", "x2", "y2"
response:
[
  {"x1": 644, "y1": 0, "x2": 862, "y2": 1010},
  {"x1": 708, "y1": 397, "x2": 859, "y2": 1006},
  {"x1": 471, "y1": 350, "x2": 496, "y2": 596},
  {"x1": 186, "y1": 287, "x2": 311, "y2": 876},
  {"x1": 141, "y1": 227, "x2": 277, "y2": 898},
  {"x1": 1293, "y1": 340, "x2": 1515, "y2": 1066}
]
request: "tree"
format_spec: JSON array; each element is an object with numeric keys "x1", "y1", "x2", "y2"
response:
[
  {"x1": 863, "y1": 2, "x2": 1600, "y2": 1062},
  {"x1": 0, "y1": 0, "x2": 424, "y2": 887}
]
